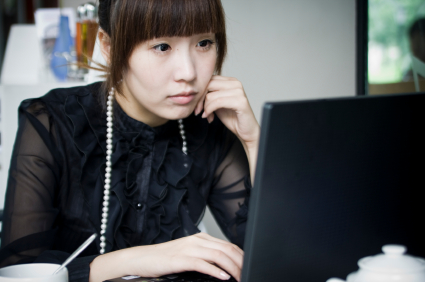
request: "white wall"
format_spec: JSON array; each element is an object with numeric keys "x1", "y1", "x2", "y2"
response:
[
  {"x1": 222, "y1": 0, "x2": 356, "y2": 121},
  {"x1": 62, "y1": 0, "x2": 87, "y2": 9}
]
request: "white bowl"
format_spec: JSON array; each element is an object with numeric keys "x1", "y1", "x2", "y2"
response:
[{"x1": 0, "y1": 263, "x2": 68, "y2": 282}]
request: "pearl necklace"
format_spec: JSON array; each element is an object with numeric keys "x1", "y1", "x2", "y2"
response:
[{"x1": 100, "y1": 87, "x2": 188, "y2": 254}]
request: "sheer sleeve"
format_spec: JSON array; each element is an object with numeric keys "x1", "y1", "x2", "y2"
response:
[
  {"x1": 208, "y1": 133, "x2": 251, "y2": 249},
  {"x1": 0, "y1": 100, "x2": 98, "y2": 281},
  {"x1": 0, "y1": 100, "x2": 61, "y2": 266}
]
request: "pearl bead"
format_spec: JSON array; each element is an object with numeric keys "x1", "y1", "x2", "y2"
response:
[
  {"x1": 107, "y1": 122, "x2": 113, "y2": 128},
  {"x1": 106, "y1": 161, "x2": 112, "y2": 167},
  {"x1": 103, "y1": 200, "x2": 109, "y2": 207},
  {"x1": 107, "y1": 111, "x2": 112, "y2": 117},
  {"x1": 104, "y1": 183, "x2": 110, "y2": 190},
  {"x1": 105, "y1": 178, "x2": 110, "y2": 184},
  {"x1": 102, "y1": 207, "x2": 108, "y2": 213},
  {"x1": 100, "y1": 242, "x2": 106, "y2": 248},
  {"x1": 101, "y1": 224, "x2": 107, "y2": 230},
  {"x1": 106, "y1": 149, "x2": 112, "y2": 155},
  {"x1": 177, "y1": 120, "x2": 187, "y2": 155},
  {"x1": 107, "y1": 100, "x2": 112, "y2": 106},
  {"x1": 107, "y1": 106, "x2": 112, "y2": 111},
  {"x1": 102, "y1": 218, "x2": 108, "y2": 224},
  {"x1": 104, "y1": 195, "x2": 109, "y2": 201},
  {"x1": 107, "y1": 117, "x2": 112, "y2": 122},
  {"x1": 100, "y1": 229, "x2": 106, "y2": 235},
  {"x1": 106, "y1": 167, "x2": 111, "y2": 172},
  {"x1": 100, "y1": 236, "x2": 106, "y2": 242},
  {"x1": 104, "y1": 190, "x2": 110, "y2": 196},
  {"x1": 107, "y1": 144, "x2": 112, "y2": 150},
  {"x1": 105, "y1": 172, "x2": 111, "y2": 178}
]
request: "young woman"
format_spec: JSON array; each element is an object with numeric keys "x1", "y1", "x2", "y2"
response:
[{"x1": 0, "y1": 0, "x2": 259, "y2": 282}]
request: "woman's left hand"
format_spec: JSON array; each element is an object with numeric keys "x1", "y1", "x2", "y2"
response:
[{"x1": 194, "y1": 75, "x2": 260, "y2": 149}]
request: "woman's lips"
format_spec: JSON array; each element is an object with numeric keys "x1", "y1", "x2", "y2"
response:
[{"x1": 169, "y1": 92, "x2": 197, "y2": 105}]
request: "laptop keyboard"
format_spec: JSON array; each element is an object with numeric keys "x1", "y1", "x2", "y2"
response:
[
  {"x1": 163, "y1": 272, "x2": 237, "y2": 281},
  {"x1": 108, "y1": 272, "x2": 237, "y2": 282}
]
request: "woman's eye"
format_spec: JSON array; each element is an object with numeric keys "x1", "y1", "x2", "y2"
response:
[
  {"x1": 154, "y1": 43, "x2": 170, "y2": 52},
  {"x1": 198, "y1": 40, "x2": 214, "y2": 48}
]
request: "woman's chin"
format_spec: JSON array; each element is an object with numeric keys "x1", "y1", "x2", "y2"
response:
[{"x1": 165, "y1": 108, "x2": 196, "y2": 121}]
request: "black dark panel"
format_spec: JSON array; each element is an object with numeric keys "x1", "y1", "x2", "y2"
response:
[
  {"x1": 356, "y1": 0, "x2": 368, "y2": 95},
  {"x1": 243, "y1": 93, "x2": 425, "y2": 282}
]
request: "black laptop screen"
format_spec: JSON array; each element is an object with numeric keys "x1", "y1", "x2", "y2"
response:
[{"x1": 243, "y1": 93, "x2": 425, "y2": 282}]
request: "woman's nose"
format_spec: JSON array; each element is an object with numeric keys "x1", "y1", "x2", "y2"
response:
[{"x1": 173, "y1": 49, "x2": 196, "y2": 82}]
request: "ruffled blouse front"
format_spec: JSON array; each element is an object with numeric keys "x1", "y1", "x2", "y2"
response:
[{"x1": 0, "y1": 82, "x2": 251, "y2": 281}]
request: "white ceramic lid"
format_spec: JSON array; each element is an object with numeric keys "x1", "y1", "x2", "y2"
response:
[{"x1": 358, "y1": 245, "x2": 425, "y2": 273}]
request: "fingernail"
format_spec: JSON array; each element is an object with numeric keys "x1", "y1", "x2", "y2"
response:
[
  {"x1": 207, "y1": 115, "x2": 214, "y2": 123},
  {"x1": 220, "y1": 272, "x2": 230, "y2": 280},
  {"x1": 202, "y1": 112, "x2": 206, "y2": 118}
]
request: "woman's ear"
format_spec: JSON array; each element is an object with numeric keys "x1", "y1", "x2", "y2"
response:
[{"x1": 98, "y1": 29, "x2": 111, "y2": 64}]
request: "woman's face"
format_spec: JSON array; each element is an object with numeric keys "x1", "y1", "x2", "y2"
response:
[{"x1": 118, "y1": 33, "x2": 217, "y2": 127}]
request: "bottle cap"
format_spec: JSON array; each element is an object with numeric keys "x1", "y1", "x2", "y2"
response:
[
  {"x1": 77, "y1": 5, "x2": 86, "y2": 21},
  {"x1": 85, "y1": 3, "x2": 98, "y2": 21}
]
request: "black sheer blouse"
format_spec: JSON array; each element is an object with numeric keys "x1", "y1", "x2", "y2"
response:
[{"x1": 0, "y1": 82, "x2": 251, "y2": 281}]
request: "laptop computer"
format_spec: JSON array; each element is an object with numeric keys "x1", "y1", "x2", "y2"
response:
[{"x1": 106, "y1": 92, "x2": 425, "y2": 282}]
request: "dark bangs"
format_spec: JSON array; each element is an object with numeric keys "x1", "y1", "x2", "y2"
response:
[
  {"x1": 105, "y1": 0, "x2": 227, "y2": 96},
  {"x1": 147, "y1": 0, "x2": 224, "y2": 38}
]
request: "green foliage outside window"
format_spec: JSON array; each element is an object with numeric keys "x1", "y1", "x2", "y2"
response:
[{"x1": 368, "y1": 0, "x2": 425, "y2": 83}]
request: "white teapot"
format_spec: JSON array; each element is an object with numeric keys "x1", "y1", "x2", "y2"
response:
[{"x1": 327, "y1": 244, "x2": 425, "y2": 282}]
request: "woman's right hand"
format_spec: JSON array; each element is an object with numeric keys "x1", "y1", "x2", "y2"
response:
[{"x1": 89, "y1": 233, "x2": 243, "y2": 282}]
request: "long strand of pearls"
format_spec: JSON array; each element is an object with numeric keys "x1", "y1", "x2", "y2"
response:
[
  {"x1": 99, "y1": 87, "x2": 188, "y2": 254},
  {"x1": 100, "y1": 87, "x2": 115, "y2": 254},
  {"x1": 178, "y1": 119, "x2": 187, "y2": 155}
]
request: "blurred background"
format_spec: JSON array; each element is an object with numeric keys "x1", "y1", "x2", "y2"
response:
[
  {"x1": 367, "y1": 0, "x2": 425, "y2": 94},
  {"x1": 1, "y1": 0, "x2": 61, "y2": 75},
  {"x1": 368, "y1": 0, "x2": 425, "y2": 84}
]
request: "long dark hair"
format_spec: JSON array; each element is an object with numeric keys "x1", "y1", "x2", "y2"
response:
[{"x1": 97, "y1": 0, "x2": 227, "y2": 97}]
